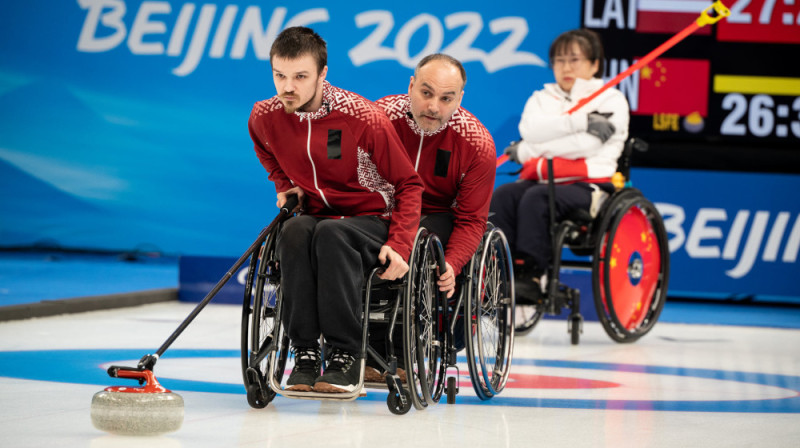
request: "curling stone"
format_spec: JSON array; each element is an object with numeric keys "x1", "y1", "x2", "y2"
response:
[{"x1": 91, "y1": 368, "x2": 184, "y2": 436}]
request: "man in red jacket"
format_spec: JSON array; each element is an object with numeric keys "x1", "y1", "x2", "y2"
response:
[
  {"x1": 248, "y1": 27, "x2": 423, "y2": 394},
  {"x1": 376, "y1": 54, "x2": 496, "y2": 299},
  {"x1": 371, "y1": 54, "x2": 496, "y2": 380}
]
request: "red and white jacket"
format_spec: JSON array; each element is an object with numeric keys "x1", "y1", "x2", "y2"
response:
[
  {"x1": 248, "y1": 82, "x2": 424, "y2": 260},
  {"x1": 376, "y1": 94, "x2": 496, "y2": 274},
  {"x1": 516, "y1": 77, "x2": 629, "y2": 184}
]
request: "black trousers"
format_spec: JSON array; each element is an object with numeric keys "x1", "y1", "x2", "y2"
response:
[
  {"x1": 277, "y1": 215, "x2": 389, "y2": 354},
  {"x1": 489, "y1": 180, "x2": 594, "y2": 276}
]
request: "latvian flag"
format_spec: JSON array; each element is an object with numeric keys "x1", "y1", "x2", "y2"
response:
[{"x1": 637, "y1": 0, "x2": 713, "y2": 35}]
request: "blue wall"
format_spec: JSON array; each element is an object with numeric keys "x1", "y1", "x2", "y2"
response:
[
  {"x1": 634, "y1": 168, "x2": 800, "y2": 299},
  {"x1": 2, "y1": 1, "x2": 798, "y2": 300},
  {"x1": 0, "y1": 0, "x2": 577, "y2": 255}
]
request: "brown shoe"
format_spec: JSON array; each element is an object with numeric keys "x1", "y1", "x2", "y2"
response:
[
  {"x1": 364, "y1": 366, "x2": 407, "y2": 384},
  {"x1": 285, "y1": 346, "x2": 320, "y2": 392},
  {"x1": 364, "y1": 366, "x2": 384, "y2": 383},
  {"x1": 312, "y1": 348, "x2": 361, "y2": 393},
  {"x1": 387, "y1": 367, "x2": 406, "y2": 384},
  {"x1": 312, "y1": 382, "x2": 349, "y2": 393}
]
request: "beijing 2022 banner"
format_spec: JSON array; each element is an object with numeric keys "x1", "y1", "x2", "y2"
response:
[{"x1": 0, "y1": 0, "x2": 578, "y2": 255}]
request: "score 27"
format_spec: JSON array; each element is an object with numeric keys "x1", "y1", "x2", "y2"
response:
[{"x1": 718, "y1": 0, "x2": 800, "y2": 43}]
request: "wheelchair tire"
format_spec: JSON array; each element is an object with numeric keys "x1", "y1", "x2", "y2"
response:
[
  {"x1": 592, "y1": 192, "x2": 669, "y2": 343},
  {"x1": 402, "y1": 229, "x2": 446, "y2": 409},
  {"x1": 569, "y1": 314, "x2": 582, "y2": 345},
  {"x1": 446, "y1": 376, "x2": 458, "y2": 404},
  {"x1": 514, "y1": 300, "x2": 543, "y2": 336},
  {"x1": 245, "y1": 381, "x2": 269, "y2": 409},
  {"x1": 464, "y1": 228, "x2": 515, "y2": 400},
  {"x1": 387, "y1": 388, "x2": 412, "y2": 415},
  {"x1": 241, "y1": 227, "x2": 288, "y2": 409}
]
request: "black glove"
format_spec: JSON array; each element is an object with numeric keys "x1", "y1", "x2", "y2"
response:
[
  {"x1": 587, "y1": 112, "x2": 615, "y2": 143},
  {"x1": 503, "y1": 140, "x2": 521, "y2": 163}
]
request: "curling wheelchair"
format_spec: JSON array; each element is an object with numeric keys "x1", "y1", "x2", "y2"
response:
[
  {"x1": 513, "y1": 137, "x2": 670, "y2": 344},
  {"x1": 240, "y1": 210, "x2": 515, "y2": 414}
]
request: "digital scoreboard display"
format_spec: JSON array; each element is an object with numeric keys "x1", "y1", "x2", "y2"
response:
[
  {"x1": 717, "y1": 0, "x2": 800, "y2": 44},
  {"x1": 583, "y1": 0, "x2": 800, "y2": 171}
]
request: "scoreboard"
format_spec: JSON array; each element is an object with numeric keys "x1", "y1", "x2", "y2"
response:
[
  {"x1": 718, "y1": 0, "x2": 800, "y2": 44},
  {"x1": 583, "y1": 0, "x2": 800, "y2": 172}
]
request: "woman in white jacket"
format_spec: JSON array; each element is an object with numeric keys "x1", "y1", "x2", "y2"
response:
[{"x1": 489, "y1": 28, "x2": 629, "y2": 301}]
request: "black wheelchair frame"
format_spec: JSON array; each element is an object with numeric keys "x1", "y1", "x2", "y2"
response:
[
  {"x1": 514, "y1": 137, "x2": 670, "y2": 344},
  {"x1": 240, "y1": 216, "x2": 516, "y2": 414}
]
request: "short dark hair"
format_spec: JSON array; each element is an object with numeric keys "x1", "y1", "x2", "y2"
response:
[
  {"x1": 549, "y1": 29, "x2": 604, "y2": 78},
  {"x1": 415, "y1": 53, "x2": 467, "y2": 89},
  {"x1": 270, "y1": 26, "x2": 327, "y2": 74}
]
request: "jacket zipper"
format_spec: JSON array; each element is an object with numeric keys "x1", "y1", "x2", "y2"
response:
[
  {"x1": 414, "y1": 134, "x2": 423, "y2": 171},
  {"x1": 304, "y1": 117, "x2": 332, "y2": 209}
]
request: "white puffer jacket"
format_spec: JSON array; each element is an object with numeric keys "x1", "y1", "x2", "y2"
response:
[{"x1": 516, "y1": 77, "x2": 629, "y2": 183}]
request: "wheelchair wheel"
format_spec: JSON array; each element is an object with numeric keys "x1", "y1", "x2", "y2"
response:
[
  {"x1": 241, "y1": 227, "x2": 288, "y2": 408},
  {"x1": 386, "y1": 388, "x2": 412, "y2": 415},
  {"x1": 403, "y1": 229, "x2": 447, "y2": 409},
  {"x1": 464, "y1": 228, "x2": 515, "y2": 400},
  {"x1": 592, "y1": 192, "x2": 669, "y2": 343},
  {"x1": 513, "y1": 297, "x2": 543, "y2": 336}
]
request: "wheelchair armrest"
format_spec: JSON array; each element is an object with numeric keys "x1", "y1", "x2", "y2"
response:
[
  {"x1": 618, "y1": 137, "x2": 649, "y2": 181},
  {"x1": 366, "y1": 265, "x2": 403, "y2": 288}
]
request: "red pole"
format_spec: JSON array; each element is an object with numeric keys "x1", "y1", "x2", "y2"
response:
[
  {"x1": 566, "y1": 22, "x2": 700, "y2": 116},
  {"x1": 497, "y1": 1, "x2": 730, "y2": 168}
]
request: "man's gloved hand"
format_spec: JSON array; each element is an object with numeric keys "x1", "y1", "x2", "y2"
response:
[
  {"x1": 587, "y1": 112, "x2": 615, "y2": 143},
  {"x1": 503, "y1": 140, "x2": 521, "y2": 163}
]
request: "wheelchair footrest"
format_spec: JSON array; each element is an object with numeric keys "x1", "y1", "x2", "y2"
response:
[{"x1": 278, "y1": 388, "x2": 367, "y2": 401}]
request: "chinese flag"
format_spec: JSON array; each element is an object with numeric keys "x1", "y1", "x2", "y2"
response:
[
  {"x1": 635, "y1": 58, "x2": 710, "y2": 117},
  {"x1": 637, "y1": 0, "x2": 712, "y2": 35}
]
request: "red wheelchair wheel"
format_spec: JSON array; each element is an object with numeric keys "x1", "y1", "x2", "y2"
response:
[{"x1": 593, "y1": 193, "x2": 669, "y2": 343}]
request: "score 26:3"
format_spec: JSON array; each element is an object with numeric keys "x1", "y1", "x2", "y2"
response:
[{"x1": 720, "y1": 93, "x2": 800, "y2": 139}]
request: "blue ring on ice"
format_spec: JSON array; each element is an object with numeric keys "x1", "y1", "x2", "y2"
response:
[{"x1": 1, "y1": 349, "x2": 798, "y2": 413}]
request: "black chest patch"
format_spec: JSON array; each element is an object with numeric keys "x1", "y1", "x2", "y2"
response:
[
  {"x1": 434, "y1": 149, "x2": 451, "y2": 177},
  {"x1": 327, "y1": 129, "x2": 342, "y2": 159}
]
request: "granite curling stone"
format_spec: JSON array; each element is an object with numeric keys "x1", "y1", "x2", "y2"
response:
[{"x1": 91, "y1": 369, "x2": 184, "y2": 436}]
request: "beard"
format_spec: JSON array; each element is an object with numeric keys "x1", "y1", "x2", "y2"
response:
[
  {"x1": 283, "y1": 103, "x2": 298, "y2": 114},
  {"x1": 414, "y1": 112, "x2": 443, "y2": 132},
  {"x1": 281, "y1": 82, "x2": 322, "y2": 114}
]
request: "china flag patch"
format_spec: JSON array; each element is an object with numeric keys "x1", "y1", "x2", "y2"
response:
[{"x1": 634, "y1": 57, "x2": 710, "y2": 117}]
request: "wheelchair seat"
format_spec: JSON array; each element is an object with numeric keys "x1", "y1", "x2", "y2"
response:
[{"x1": 514, "y1": 137, "x2": 670, "y2": 344}]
